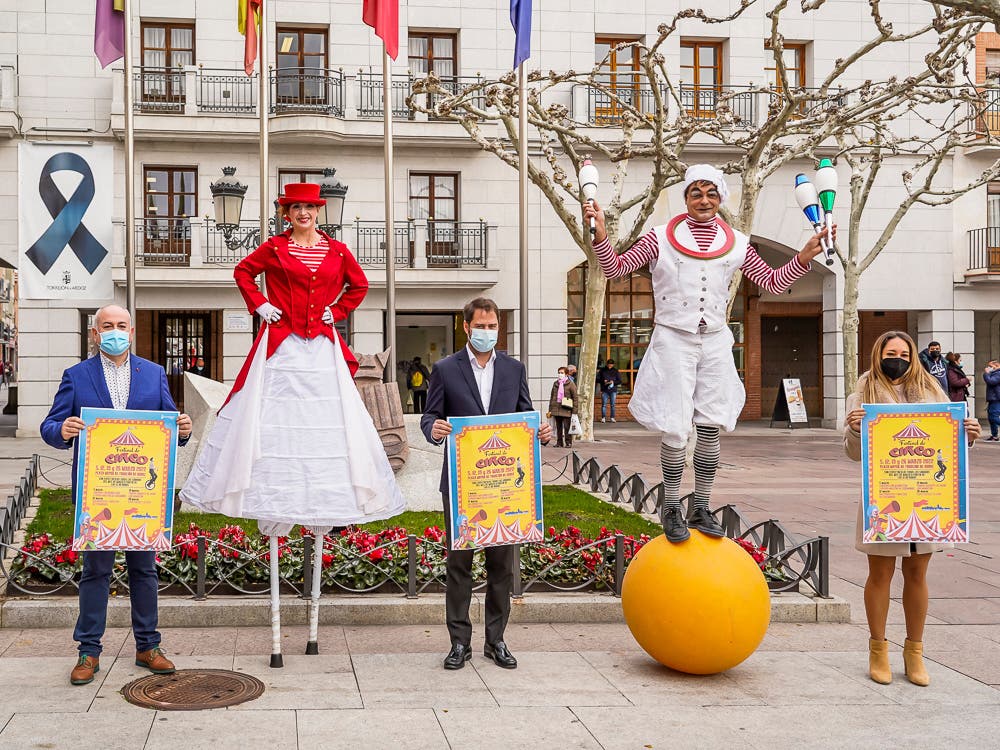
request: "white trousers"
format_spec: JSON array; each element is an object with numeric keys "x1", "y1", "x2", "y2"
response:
[{"x1": 629, "y1": 324, "x2": 745, "y2": 448}]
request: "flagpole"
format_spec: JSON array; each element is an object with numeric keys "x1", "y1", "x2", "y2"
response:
[
  {"x1": 122, "y1": 0, "x2": 136, "y2": 321},
  {"x1": 258, "y1": 0, "x2": 270, "y2": 246},
  {"x1": 382, "y1": 46, "x2": 397, "y2": 383},
  {"x1": 517, "y1": 63, "x2": 528, "y2": 366}
]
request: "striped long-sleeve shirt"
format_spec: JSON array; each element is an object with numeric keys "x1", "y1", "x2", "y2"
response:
[{"x1": 593, "y1": 216, "x2": 809, "y2": 295}]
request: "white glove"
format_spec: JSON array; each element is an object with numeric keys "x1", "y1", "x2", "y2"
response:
[
  {"x1": 322, "y1": 306, "x2": 334, "y2": 325},
  {"x1": 256, "y1": 301, "x2": 283, "y2": 323}
]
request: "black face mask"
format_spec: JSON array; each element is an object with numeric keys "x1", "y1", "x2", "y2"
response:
[
  {"x1": 881, "y1": 357, "x2": 910, "y2": 380},
  {"x1": 929, "y1": 351, "x2": 941, "y2": 359}
]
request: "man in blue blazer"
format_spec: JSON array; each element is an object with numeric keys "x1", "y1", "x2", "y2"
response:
[
  {"x1": 421, "y1": 297, "x2": 551, "y2": 671},
  {"x1": 40, "y1": 304, "x2": 192, "y2": 685}
]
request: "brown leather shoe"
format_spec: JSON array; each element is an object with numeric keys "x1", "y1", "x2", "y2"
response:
[
  {"x1": 70, "y1": 655, "x2": 99, "y2": 685},
  {"x1": 135, "y1": 647, "x2": 176, "y2": 674}
]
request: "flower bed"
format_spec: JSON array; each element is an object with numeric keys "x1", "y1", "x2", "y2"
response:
[{"x1": 6, "y1": 521, "x2": 787, "y2": 594}]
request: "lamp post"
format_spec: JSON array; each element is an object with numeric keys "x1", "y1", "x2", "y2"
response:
[
  {"x1": 317, "y1": 167, "x2": 348, "y2": 236},
  {"x1": 209, "y1": 166, "x2": 248, "y2": 248}
]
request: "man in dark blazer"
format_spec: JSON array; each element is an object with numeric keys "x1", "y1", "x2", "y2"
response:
[
  {"x1": 40, "y1": 304, "x2": 192, "y2": 685},
  {"x1": 421, "y1": 297, "x2": 551, "y2": 671}
]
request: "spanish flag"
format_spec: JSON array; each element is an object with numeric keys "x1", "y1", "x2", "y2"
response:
[{"x1": 238, "y1": 0, "x2": 262, "y2": 77}]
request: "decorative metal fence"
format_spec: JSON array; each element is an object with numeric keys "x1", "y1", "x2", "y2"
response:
[
  {"x1": 353, "y1": 221, "x2": 413, "y2": 267},
  {"x1": 0, "y1": 455, "x2": 37, "y2": 548},
  {"x1": 270, "y1": 67, "x2": 345, "y2": 116},
  {"x1": 967, "y1": 227, "x2": 1000, "y2": 273},
  {"x1": 570, "y1": 453, "x2": 830, "y2": 597},
  {"x1": 357, "y1": 71, "x2": 413, "y2": 119},
  {"x1": 427, "y1": 220, "x2": 488, "y2": 267},
  {"x1": 133, "y1": 67, "x2": 186, "y2": 113},
  {"x1": 135, "y1": 218, "x2": 191, "y2": 266},
  {"x1": 198, "y1": 69, "x2": 256, "y2": 114}
]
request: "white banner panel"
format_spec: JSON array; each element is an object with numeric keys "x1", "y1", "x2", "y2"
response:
[{"x1": 18, "y1": 143, "x2": 114, "y2": 300}]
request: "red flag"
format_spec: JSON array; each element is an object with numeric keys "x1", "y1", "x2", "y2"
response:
[
  {"x1": 243, "y1": 0, "x2": 261, "y2": 77},
  {"x1": 363, "y1": 0, "x2": 399, "y2": 61}
]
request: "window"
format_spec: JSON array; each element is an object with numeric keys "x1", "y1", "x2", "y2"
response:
[
  {"x1": 986, "y1": 48, "x2": 1000, "y2": 84},
  {"x1": 159, "y1": 313, "x2": 211, "y2": 409},
  {"x1": 142, "y1": 166, "x2": 196, "y2": 264},
  {"x1": 139, "y1": 21, "x2": 194, "y2": 111},
  {"x1": 566, "y1": 264, "x2": 653, "y2": 394},
  {"x1": 275, "y1": 27, "x2": 328, "y2": 107},
  {"x1": 408, "y1": 32, "x2": 457, "y2": 81},
  {"x1": 764, "y1": 42, "x2": 805, "y2": 90},
  {"x1": 680, "y1": 40, "x2": 722, "y2": 117},
  {"x1": 593, "y1": 37, "x2": 643, "y2": 125},
  {"x1": 278, "y1": 170, "x2": 326, "y2": 196},
  {"x1": 410, "y1": 173, "x2": 460, "y2": 266}
]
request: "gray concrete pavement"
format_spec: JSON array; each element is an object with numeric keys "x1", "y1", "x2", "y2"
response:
[{"x1": 0, "y1": 421, "x2": 997, "y2": 747}]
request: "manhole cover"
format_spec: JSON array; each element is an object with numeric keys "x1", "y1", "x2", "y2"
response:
[{"x1": 122, "y1": 669, "x2": 265, "y2": 711}]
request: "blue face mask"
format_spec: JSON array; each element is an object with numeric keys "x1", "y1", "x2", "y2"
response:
[
  {"x1": 468, "y1": 328, "x2": 498, "y2": 353},
  {"x1": 99, "y1": 330, "x2": 131, "y2": 356}
]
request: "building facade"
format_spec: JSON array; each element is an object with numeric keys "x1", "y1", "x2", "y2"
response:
[{"x1": 3, "y1": 1, "x2": 999, "y2": 436}]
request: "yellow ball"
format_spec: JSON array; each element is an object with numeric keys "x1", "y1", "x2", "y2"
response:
[{"x1": 621, "y1": 532, "x2": 770, "y2": 674}]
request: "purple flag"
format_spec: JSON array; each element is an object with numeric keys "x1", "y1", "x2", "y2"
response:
[
  {"x1": 94, "y1": 0, "x2": 125, "y2": 69},
  {"x1": 510, "y1": 0, "x2": 532, "y2": 69}
]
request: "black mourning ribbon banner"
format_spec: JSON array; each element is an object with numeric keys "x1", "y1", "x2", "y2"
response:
[{"x1": 26, "y1": 152, "x2": 109, "y2": 275}]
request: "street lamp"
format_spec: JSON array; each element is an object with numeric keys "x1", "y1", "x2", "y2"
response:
[
  {"x1": 209, "y1": 166, "x2": 248, "y2": 243},
  {"x1": 317, "y1": 167, "x2": 348, "y2": 235}
]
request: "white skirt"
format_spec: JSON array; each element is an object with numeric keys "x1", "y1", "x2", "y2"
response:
[{"x1": 180, "y1": 330, "x2": 407, "y2": 535}]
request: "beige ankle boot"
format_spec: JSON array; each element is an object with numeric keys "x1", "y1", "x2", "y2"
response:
[
  {"x1": 868, "y1": 638, "x2": 892, "y2": 684},
  {"x1": 903, "y1": 639, "x2": 930, "y2": 686}
]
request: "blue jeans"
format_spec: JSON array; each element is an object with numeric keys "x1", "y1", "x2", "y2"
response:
[
  {"x1": 601, "y1": 390, "x2": 616, "y2": 419},
  {"x1": 988, "y1": 401, "x2": 1000, "y2": 438},
  {"x1": 74, "y1": 550, "x2": 161, "y2": 657}
]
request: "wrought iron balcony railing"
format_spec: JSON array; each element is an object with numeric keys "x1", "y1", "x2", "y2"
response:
[
  {"x1": 270, "y1": 66, "x2": 345, "y2": 116},
  {"x1": 427, "y1": 220, "x2": 488, "y2": 267},
  {"x1": 967, "y1": 227, "x2": 1000, "y2": 274},
  {"x1": 198, "y1": 69, "x2": 257, "y2": 114},
  {"x1": 357, "y1": 71, "x2": 413, "y2": 119},
  {"x1": 679, "y1": 83, "x2": 756, "y2": 124},
  {"x1": 133, "y1": 67, "x2": 186, "y2": 113},
  {"x1": 353, "y1": 221, "x2": 413, "y2": 266},
  {"x1": 135, "y1": 218, "x2": 191, "y2": 266}
]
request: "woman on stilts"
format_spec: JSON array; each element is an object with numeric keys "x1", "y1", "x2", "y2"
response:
[{"x1": 181, "y1": 183, "x2": 406, "y2": 666}]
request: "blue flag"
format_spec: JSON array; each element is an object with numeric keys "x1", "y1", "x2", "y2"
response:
[{"x1": 510, "y1": 0, "x2": 532, "y2": 68}]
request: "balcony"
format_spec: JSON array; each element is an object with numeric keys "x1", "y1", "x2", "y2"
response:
[
  {"x1": 970, "y1": 88, "x2": 1000, "y2": 139},
  {"x1": 966, "y1": 227, "x2": 1000, "y2": 278},
  {"x1": 133, "y1": 67, "x2": 186, "y2": 114},
  {"x1": 0, "y1": 65, "x2": 16, "y2": 138},
  {"x1": 135, "y1": 218, "x2": 192, "y2": 266},
  {"x1": 679, "y1": 84, "x2": 756, "y2": 124},
  {"x1": 269, "y1": 67, "x2": 345, "y2": 117}
]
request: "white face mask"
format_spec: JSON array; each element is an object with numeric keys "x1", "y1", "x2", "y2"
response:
[{"x1": 468, "y1": 328, "x2": 498, "y2": 353}]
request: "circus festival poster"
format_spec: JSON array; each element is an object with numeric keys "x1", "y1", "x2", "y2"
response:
[
  {"x1": 861, "y1": 402, "x2": 969, "y2": 544},
  {"x1": 72, "y1": 408, "x2": 179, "y2": 551},
  {"x1": 446, "y1": 412, "x2": 543, "y2": 551}
]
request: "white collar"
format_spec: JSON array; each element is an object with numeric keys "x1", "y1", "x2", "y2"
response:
[{"x1": 466, "y1": 344, "x2": 497, "y2": 369}]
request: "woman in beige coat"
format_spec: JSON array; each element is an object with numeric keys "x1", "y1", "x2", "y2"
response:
[
  {"x1": 845, "y1": 330, "x2": 980, "y2": 687},
  {"x1": 547, "y1": 366, "x2": 578, "y2": 448}
]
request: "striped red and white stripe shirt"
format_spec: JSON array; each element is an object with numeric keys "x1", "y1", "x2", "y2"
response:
[
  {"x1": 287, "y1": 237, "x2": 330, "y2": 272},
  {"x1": 593, "y1": 216, "x2": 809, "y2": 295}
]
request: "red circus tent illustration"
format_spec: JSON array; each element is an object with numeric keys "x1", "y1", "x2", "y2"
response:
[
  {"x1": 149, "y1": 530, "x2": 172, "y2": 551},
  {"x1": 110, "y1": 428, "x2": 145, "y2": 447},
  {"x1": 942, "y1": 522, "x2": 968, "y2": 543},
  {"x1": 923, "y1": 515, "x2": 943, "y2": 537},
  {"x1": 892, "y1": 421, "x2": 930, "y2": 440},
  {"x1": 476, "y1": 518, "x2": 525, "y2": 546},
  {"x1": 97, "y1": 518, "x2": 150, "y2": 549},
  {"x1": 886, "y1": 511, "x2": 937, "y2": 542},
  {"x1": 478, "y1": 432, "x2": 511, "y2": 451}
]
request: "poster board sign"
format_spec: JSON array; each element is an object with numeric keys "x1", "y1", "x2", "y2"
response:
[
  {"x1": 783, "y1": 379, "x2": 809, "y2": 423},
  {"x1": 73, "y1": 408, "x2": 179, "y2": 551},
  {"x1": 446, "y1": 411, "x2": 543, "y2": 550},
  {"x1": 860, "y1": 402, "x2": 968, "y2": 544}
]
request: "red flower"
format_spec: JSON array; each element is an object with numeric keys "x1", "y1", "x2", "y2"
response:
[{"x1": 368, "y1": 548, "x2": 385, "y2": 562}]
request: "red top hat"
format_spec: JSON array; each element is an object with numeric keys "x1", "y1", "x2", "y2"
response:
[{"x1": 277, "y1": 183, "x2": 326, "y2": 206}]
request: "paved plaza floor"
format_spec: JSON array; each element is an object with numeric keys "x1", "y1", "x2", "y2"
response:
[{"x1": 1, "y1": 422, "x2": 998, "y2": 748}]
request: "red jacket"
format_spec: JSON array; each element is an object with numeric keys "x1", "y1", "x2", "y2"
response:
[{"x1": 234, "y1": 230, "x2": 368, "y2": 376}]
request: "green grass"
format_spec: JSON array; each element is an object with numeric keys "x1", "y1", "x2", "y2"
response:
[{"x1": 27, "y1": 484, "x2": 659, "y2": 541}]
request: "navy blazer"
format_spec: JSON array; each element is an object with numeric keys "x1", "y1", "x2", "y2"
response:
[
  {"x1": 420, "y1": 348, "x2": 535, "y2": 493},
  {"x1": 40, "y1": 354, "x2": 188, "y2": 499}
]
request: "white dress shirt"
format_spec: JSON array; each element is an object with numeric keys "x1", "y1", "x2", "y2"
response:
[
  {"x1": 100, "y1": 353, "x2": 131, "y2": 410},
  {"x1": 466, "y1": 344, "x2": 497, "y2": 413}
]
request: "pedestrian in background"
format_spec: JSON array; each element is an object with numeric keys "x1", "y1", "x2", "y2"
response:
[
  {"x1": 845, "y1": 330, "x2": 980, "y2": 687},
  {"x1": 984, "y1": 360, "x2": 1000, "y2": 441},
  {"x1": 596, "y1": 358, "x2": 621, "y2": 423},
  {"x1": 547, "y1": 366, "x2": 578, "y2": 448},
  {"x1": 945, "y1": 352, "x2": 970, "y2": 403}
]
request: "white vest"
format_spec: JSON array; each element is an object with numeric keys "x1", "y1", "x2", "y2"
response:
[{"x1": 651, "y1": 217, "x2": 749, "y2": 333}]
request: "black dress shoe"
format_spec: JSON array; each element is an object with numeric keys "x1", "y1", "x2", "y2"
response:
[
  {"x1": 688, "y1": 506, "x2": 725, "y2": 537},
  {"x1": 484, "y1": 641, "x2": 518, "y2": 669},
  {"x1": 443, "y1": 643, "x2": 472, "y2": 670},
  {"x1": 661, "y1": 506, "x2": 690, "y2": 543}
]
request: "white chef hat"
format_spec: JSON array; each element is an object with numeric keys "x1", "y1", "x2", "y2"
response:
[{"x1": 682, "y1": 164, "x2": 730, "y2": 203}]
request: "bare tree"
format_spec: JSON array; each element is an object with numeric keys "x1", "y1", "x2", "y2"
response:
[
  {"x1": 410, "y1": 0, "x2": 992, "y2": 434},
  {"x1": 925, "y1": 0, "x2": 1000, "y2": 25}
]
